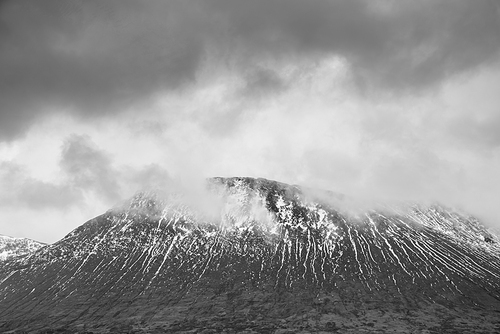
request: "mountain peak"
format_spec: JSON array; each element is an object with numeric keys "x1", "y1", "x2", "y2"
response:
[
  {"x1": 120, "y1": 191, "x2": 164, "y2": 216},
  {"x1": 1, "y1": 177, "x2": 499, "y2": 333}
]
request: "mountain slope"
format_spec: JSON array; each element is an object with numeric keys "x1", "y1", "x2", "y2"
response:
[
  {"x1": 0, "y1": 234, "x2": 45, "y2": 262},
  {"x1": 0, "y1": 177, "x2": 499, "y2": 333}
]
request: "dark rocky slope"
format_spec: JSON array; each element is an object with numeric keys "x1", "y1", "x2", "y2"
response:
[{"x1": 0, "y1": 177, "x2": 499, "y2": 333}]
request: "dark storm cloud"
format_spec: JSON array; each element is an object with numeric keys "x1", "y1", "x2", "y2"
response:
[
  {"x1": 1, "y1": 0, "x2": 499, "y2": 139},
  {"x1": 206, "y1": 0, "x2": 500, "y2": 90},
  {"x1": 0, "y1": 0, "x2": 205, "y2": 140}
]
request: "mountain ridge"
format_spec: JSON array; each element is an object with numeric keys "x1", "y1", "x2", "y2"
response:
[{"x1": 1, "y1": 177, "x2": 499, "y2": 333}]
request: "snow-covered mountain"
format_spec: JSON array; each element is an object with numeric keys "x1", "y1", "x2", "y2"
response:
[
  {"x1": 1, "y1": 177, "x2": 499, "y2": 333},
  {"x1": 0, "y1": 234, "x2": 45, "y2": 261}
]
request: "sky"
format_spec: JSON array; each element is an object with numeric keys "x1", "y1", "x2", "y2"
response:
[{"x1": 1, "y1": 0, "x2": 500, "y2": 243}]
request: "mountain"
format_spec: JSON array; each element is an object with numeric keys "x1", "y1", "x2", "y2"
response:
[
  {"x1": 0, "y1": 234, "x2": 45, "y2": 262},
  {"x1": 0, "y1": 177, "x2": 499, "y2": 333}
]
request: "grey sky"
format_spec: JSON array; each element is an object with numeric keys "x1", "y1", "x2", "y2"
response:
[{"x1": 1, "y1": 0, "x2": 500, "y2": 242}]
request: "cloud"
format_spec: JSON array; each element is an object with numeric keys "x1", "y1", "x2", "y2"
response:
[
  {"x1": 205, "y1": 0, "x2": 500, "y2": 91},
  {"x1": 1, "y1": 0, "x2": 499, "y2": 140},
  {"x1": 60, "y1": 134, "x2": 121, "y2": 202},
  {"x1": 1, "y1": 0, "x2": 500, "y2": 242},
  {"x1": 0, "y1": 162, "x2": 81, "y2": 209},
  {"x1": 241, "y1": 67, "x2": 288, "y2": 97},
  {"x1": 0, "y1": 0, "x2": 205, "y2": 140},
  {"x1": 0, "y1": 133, "x2": 174, "y2": 211},
  {"x1": 449, "y1": 114, "x2": 500, "y2": 148},
  {"x1": 0, "y1": 137, "x2": 113, "y2": 211},
  {"x1": 440, "y1": 67, "x2": 500, "y2": 150}
]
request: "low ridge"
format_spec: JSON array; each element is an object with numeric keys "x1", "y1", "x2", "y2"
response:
[{"x1": 0, "y1": 234, "x2": 45, "y2": 262}]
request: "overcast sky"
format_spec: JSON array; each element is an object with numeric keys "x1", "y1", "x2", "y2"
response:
[{"x1": 1, "y1": 0, "x2": 500, "y2": 243}]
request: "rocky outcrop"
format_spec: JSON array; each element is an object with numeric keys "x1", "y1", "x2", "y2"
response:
[{"x1": 0, "y1": 235, "x2": 45, "y2": 262}]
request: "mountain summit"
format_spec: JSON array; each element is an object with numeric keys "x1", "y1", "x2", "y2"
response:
[{"x1": 1, "y1": 177, "x2": 499, "y2": 333}]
